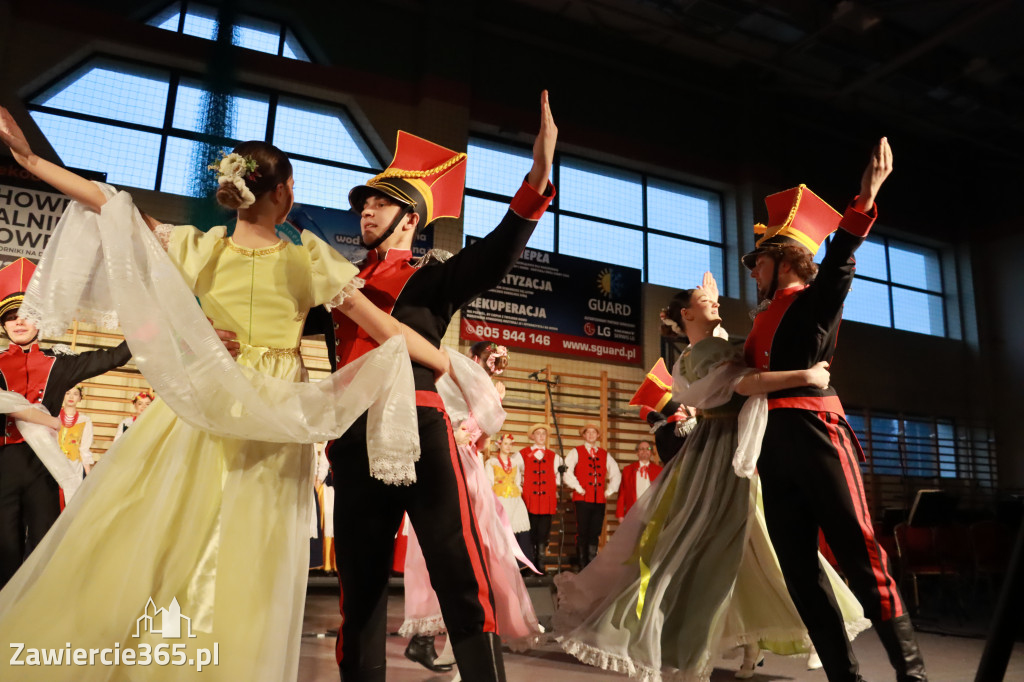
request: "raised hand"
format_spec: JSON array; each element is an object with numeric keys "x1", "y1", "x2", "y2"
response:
[
  {"x1": 527, "y1": 90, "x2": 557, "y2": 194},
  {"x1": 856, "y1": 137, "x2": 893, "y2": 212},
  {"x1": 0, "y1": 105, "x2": 33, "y2": 158},
  {"x1": 698, "y1": 271, "x2": 719, "y2": 304}
]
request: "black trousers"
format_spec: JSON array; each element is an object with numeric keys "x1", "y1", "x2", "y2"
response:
[
  {"x1": 759, "y1": 409, "x2": 907, "y2": 682},
  {"x1": 330, "y1": 403, "x2": 496, "y2": 676},
  {"x1": 574, "y1": 501, "x2": 606, "y2": 550},
  {"x1": 0, "y1": 442, "x2": 60, "y2": 588},
  {"x1": 528, "y1": 512, "x2": 552, "y2": 549}
]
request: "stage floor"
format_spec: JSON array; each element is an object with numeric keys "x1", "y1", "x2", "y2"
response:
[{"x1": 297, "y1": 584, "x2": 1023, "y2": 681}]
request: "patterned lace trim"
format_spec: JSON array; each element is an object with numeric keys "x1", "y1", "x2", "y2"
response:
[
  {"x1": 369, "y1": 433, "x2": 420, "y2": 486},
  {"x1": 225, "y1": 238, "x2": 288, "y2": 257},
  {"x1": 152, "y1": 223, "x2": 175, "y2": 250},
  {"x1": 397, "y1": 616, "x2": 446, "y2": 638},
  {"x1": 559, "y1": 638, "x2": 684, "y2": 682},
  {"x1": 18, "y1": 301, "x2": 119, "y2": 337},
  {"x1": 325, "y1": 277, "x2": 366, "y2": 311}
]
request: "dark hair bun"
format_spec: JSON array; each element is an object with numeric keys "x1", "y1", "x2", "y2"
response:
[
  {"x1": 215, "y1": 183, "x2": 247, "y2": 210},
  {"x1": 211, "y1": 141, "x2": 293, "y2": 210}
]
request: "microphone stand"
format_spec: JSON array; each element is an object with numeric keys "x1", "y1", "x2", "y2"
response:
[{"x1": 529, "y1": 370, "x2": 570, "y2": 574}]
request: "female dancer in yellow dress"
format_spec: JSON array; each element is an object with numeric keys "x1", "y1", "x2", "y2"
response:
[{"x1": 0, "y1": 106, "x2": 446, "y2": 681}]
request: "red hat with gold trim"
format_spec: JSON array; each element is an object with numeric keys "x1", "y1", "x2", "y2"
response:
[
  {"x1": 629, "y1": 358, "x2": 674, "y2": 413},
  {"x1": 0, "y1": 258, "x2": 36, "y2": 319},
  {"x1": 741, "y1": 185, "x2": 842, "y2": 269},
  {"x1": 349, "y1": 131, "x2": 467, "y2": 232}
]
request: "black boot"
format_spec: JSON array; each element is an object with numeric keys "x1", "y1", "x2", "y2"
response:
[
  {"x1": 403, "y1": 634, "x2": 453, "y2": 673},
  {"x1": 534, "y1": 543, "x2": 546, "y2": 573},
  {"x1": 338, "y1": 664, "x2": 385, "y2": 682},
  {"x1": 575, "y1": 544, "x2": 586, "y2": 571},
  {"x1": 452, "y1": 632, "x2": 507, "y2": 682},
  {"x1": 588, "y1": 544, "x2": 600, "y2": 566},
  {"x1": 875, "y1": 615, "x2": 928, "y2": 681}
]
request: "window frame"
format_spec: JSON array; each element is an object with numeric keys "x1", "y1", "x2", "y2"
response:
[
  {"x1": 820, "y1": 231, "x2": 949, "y2": 337},
  {"x1": 464, "y1": 133, "x2": 727, "y2": 292},
  {"x1": 145, "y1": 0, "x2": 313, "y2": 62},
  {"x1": 25, "y1": 53, "x2": 383, "y2": 198},
  {"x1": 846, "y1": 407, "x2": 996, "y2": 486}
]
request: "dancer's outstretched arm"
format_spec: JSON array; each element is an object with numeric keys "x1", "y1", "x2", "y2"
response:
[
  {"x1": 11, "y1": 408, "x2": 60, "y2": 431},
  {"x1": 0, "y1": 105, "x2": 162, "y2": 228},
  {"x1": 852, "y1": 137, "x2": 893, "y2": 213},
  {"x1": 337, "y1": 290, "x2": 449, "y2": 376},
  {"x1": 733, "y1": 361, "x2": 830, "y2": 396}
]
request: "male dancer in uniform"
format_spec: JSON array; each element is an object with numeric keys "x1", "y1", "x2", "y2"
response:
[
  {"x1": 0, "y1": 258, "x2": 131, "y2": 587},
  {"x1": 743, "y1": 138, "x2": 926, "y2": 682},
  {"x1": 321, "y1": 92, "x2": 556, "y2": 682}
]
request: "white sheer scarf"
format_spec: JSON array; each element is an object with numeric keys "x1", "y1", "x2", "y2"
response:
[
  {"x1": 20, "y1": 185, "x2": 420, "y2": 484},
  {"x1": 670, "y1": 339, "x2": 768, "y2": 480},
  {"x1": 0, "y1": 391, "x2": 81, "y2": 499},
  {"x1": 435, "y1": 350, "x2": 507, "y2": 436}
]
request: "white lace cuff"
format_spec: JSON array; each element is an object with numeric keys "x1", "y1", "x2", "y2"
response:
[
  {"x1": 325, "y1": 277, "x2": 365, "y2": 311},
  {"x1": 152, "y1": 223, "x2": 175, "y2": 251}
]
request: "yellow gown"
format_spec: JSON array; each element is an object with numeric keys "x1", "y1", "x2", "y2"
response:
[{"x1": 0, "y1": 225, "x2": 358, "y2": 681}]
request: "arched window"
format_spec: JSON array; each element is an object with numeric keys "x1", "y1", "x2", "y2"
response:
[{"x1": 26, "y1": 57, "x2": 380, "y2": 210}]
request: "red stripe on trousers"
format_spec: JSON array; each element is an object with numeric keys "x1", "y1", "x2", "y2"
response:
[
  {"x1": 824, "y1": 412, "x2": 903, "y2": 620},
  {"x1": 423, "y1": 391, "x2": 498, "y2": 634},
  {"x1": 335, "y1": 577, "x2": 344, "y2": 662}
]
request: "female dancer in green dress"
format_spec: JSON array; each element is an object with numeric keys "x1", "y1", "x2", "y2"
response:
[{"x1": 556, "y1": 274, "x2": 868, "y2": 681}]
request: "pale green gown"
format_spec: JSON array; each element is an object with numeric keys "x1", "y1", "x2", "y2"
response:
[{"x1": 555, "y1": 337, "x2": 869, "y2": 682}]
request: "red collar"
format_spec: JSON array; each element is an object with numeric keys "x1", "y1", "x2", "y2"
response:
[
  {"x1": 772, "y1": 283, "x2": 808, "y2": 301},
  {"x1": 5, "y1": 342, "x2": 42, "y2": 355},
  {"x1": 366, "y1": 248, "x2": 413, "y2": 265}
]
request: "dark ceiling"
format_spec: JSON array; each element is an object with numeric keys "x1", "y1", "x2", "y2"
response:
[{"x1": 504, "y1": 0, "x2": 1024, "y2": 162}]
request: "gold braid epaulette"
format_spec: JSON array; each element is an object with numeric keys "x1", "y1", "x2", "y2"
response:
[{"x1": 369, "y1": 152, "x2": 467, "y2": 185}]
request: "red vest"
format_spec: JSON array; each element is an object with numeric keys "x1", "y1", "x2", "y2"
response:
[
  {"x1": 331, "y1": 249, "x2": 416, "y2": 368},
  {"x1": 572, "y1": 445, "x2": 609, "y2": 504},
  {"x1": 0, "y1": 344, "x2": 55, "y2": 446},
  {"x1": 520, "y1": 446, "x2": 558, "y2": 514},
  {"x1": 616, "y1": 461, "x2": 663, "y2": 518}
]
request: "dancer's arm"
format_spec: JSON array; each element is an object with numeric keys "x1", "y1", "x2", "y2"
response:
[
  {"x1": 562, "y1": 450, "x2": 585, "y2": 495},
  {"x1": 433, "y1": 91, "x2": 557, "y2": 313},
  {"x1": 0, "y1": 106, "x2": 162, "y2": 229},
  {"x1": 336, "y1": 290, "x2": 448, "y2": 375},
  {"x1": 11, "y1": 408, "x2": 60, "y2": 430},
  {"x1": 733, "y1": 361, "x2": 830, "y2": 396},
  {"x1": 605, "y1": 452, "x2": 621, "y2": 497}
]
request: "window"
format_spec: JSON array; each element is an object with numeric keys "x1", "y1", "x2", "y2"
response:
[
  {"x1": 845, "y1": 411, "x2": 995, "y2": 486},
  {"x1": 817, "y1": 234, "x2": 947, "y2": 337},
  {"x1": 26, "y1": 57, "x2": 380, "y2": 210},
  {"x1": 463, "y1": 137, "x2": 725, "y2": 289},
  {"x1": 147, "y1": 2, "x2": 311, "y2": 61}
]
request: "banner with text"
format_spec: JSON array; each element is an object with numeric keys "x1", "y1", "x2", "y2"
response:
[
  {"x1": 0, "y1": 157, "x2": 106, "y2": 264},
  {"x1": 460, "y1": 242, "x2": 642, "y2": 365},
  {"x1": 284, "y1": 204, "x2": 434, "y2": 261}
]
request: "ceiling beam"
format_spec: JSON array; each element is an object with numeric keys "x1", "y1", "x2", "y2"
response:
[{"x1": 835, "y1": 0, "x2": 1011, "y2": 98}]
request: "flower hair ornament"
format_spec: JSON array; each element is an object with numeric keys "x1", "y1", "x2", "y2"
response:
[
  {"x1": 659, "y1": 308, "x2": 683, "y2": 337},
  {"x1": 209, "y1": 152, "x2": 260, "y2": 209},
  {"x1": 485, "y1": 344, "x2": 508, "y2": 375}
]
